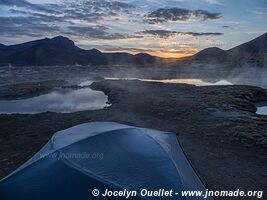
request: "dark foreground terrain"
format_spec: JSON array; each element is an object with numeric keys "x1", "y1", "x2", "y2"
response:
[{"x1": 0, "y1": 80, "x2": 267, "y2": 199}]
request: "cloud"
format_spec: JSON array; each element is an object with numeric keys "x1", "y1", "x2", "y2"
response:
[
  {"x1": 202, "y1": 0, "x2": 223, "y2": 5},
  {"x1": 0, "y1": 15, "x2": 133, "y2": 40},
  {"x1": 138, "y1": 30, "x2": 177, "y2": 38},
  {"x1": 0, "y1": 0, "x2": 60, "y2": 14},
  {"x1": 193, "y1": 9, "x2": 221, "y2": 20},
  {"x1": 144, "y1": 7, "x2": 221, "y2": 24},
  {"x1": 0, "y1": 16, "x2": 60, "y2": 37},
  {"x1": 67, "y1": 26, "x2": 131, "y2": 40},
  {"x1": 185, "y1": 32, "x2": 223, "y2": 36},
  {"x1": 137, "y1": 29, "x2": 223, "y2": 38},
  {"x1": 2, "y1": 0, "x2": 137, "y2": 23},
  {"x1": 69, "y1": 27, "x2": 223, "y2": 41},
  {"x1": 1, "y1": 0, "x2": 136, "y2": 17},
  {"x1": 0, "y1": 0, "x2": 138, "y2": 39},
  {"x1": 62, "y1": 0, "x2": 136, "y2": 22},
  {"x1": 0, "y1": 0, "x2": 31, "y2": 7}
]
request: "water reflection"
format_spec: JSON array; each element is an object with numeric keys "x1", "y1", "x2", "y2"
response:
[
  {"x1": 0, "y1": 88, "x2": 108, "y2": 114},
  {"x1": 105, "y1": 78, "x2": 233, "y2": 86},
  {"x1": 78, "y1": 80, "x2": 93, "y2": 87},
  {"x1": 256, "y1": 102, "x2": 267, "y2": 115}
]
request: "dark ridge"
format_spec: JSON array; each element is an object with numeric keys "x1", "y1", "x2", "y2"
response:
[
  {"x1": 180, "y1": 32, "x2": 267, "y2": 67},
  {"x1": 0, "y1": 36, "x2": 162, "y2": 66}
]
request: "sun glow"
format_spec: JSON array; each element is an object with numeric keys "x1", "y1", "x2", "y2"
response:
[{"x1": 147, "y1": 51, "x2": 194, "y2": 58}]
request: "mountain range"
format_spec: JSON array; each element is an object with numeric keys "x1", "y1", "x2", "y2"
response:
[
  {"x1": 0, "y1": 33, "x2": 266, "y2": 67},
  {"x1": 184, "y1": 32, "x2": 267, "y2": 67},
  {"x1": 0, "y1": 36, "x2": 162, "y2": 66}
]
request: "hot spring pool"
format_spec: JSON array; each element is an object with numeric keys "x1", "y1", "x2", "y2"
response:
[
  {"x1": 256, "y1": 102, "x2": 267, "y2": 115},
  {"x1": 0, "y1": 87, "x2": 109, "y2": 114}
]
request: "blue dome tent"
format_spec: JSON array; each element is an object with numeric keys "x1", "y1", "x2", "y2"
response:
[{"x1": 0, "y1": 122, "x2": 211, "y2": 200}]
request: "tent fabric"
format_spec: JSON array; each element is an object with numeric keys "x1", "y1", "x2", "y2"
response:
[{"x1": 0, "y1": 122, "x2": 211, "y2": 200}]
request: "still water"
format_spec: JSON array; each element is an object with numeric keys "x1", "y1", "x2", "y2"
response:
[
  {"x1": 256, "y1": 102, "x2": 267, "y2": 115},
  {"x1": 0, "y1": 87, "x2": 108, "y2": 114},
  {"x1": 105, "y1": 78, "x2": 233, "y2": 86}
]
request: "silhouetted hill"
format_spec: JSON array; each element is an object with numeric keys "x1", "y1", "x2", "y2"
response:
[
  {"x1": 181, "y1": 32, "x2": 267, "y2": 67},
  {"x1": 227, "y1": 32, "x2": 267, "y2": 67},
  {"x1": 190, "y1": 47, "x2": 227, "y2": 63},
  {"x1": 0, "y1": 36, "x2": 89, "y2": 66},
  {"x1": 0, "y1": 36, "x2": 161, "y2": 66}
]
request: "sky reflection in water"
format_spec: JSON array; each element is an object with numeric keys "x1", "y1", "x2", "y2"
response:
[{"x1": 0, "y1": 87, "x2": 108, "y2": 114}]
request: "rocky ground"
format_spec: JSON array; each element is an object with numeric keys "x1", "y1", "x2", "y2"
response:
[
  {"x1": 0, "y1": 79, "x2": 267, "y2": 199},
  {"x1": 0, "y1": 80, "x2": 66, "y2": 100}
]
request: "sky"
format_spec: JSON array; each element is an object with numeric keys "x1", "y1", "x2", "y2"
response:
[{"x1": 0, "y1": 0, "x2": 266, "y2": 58}]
